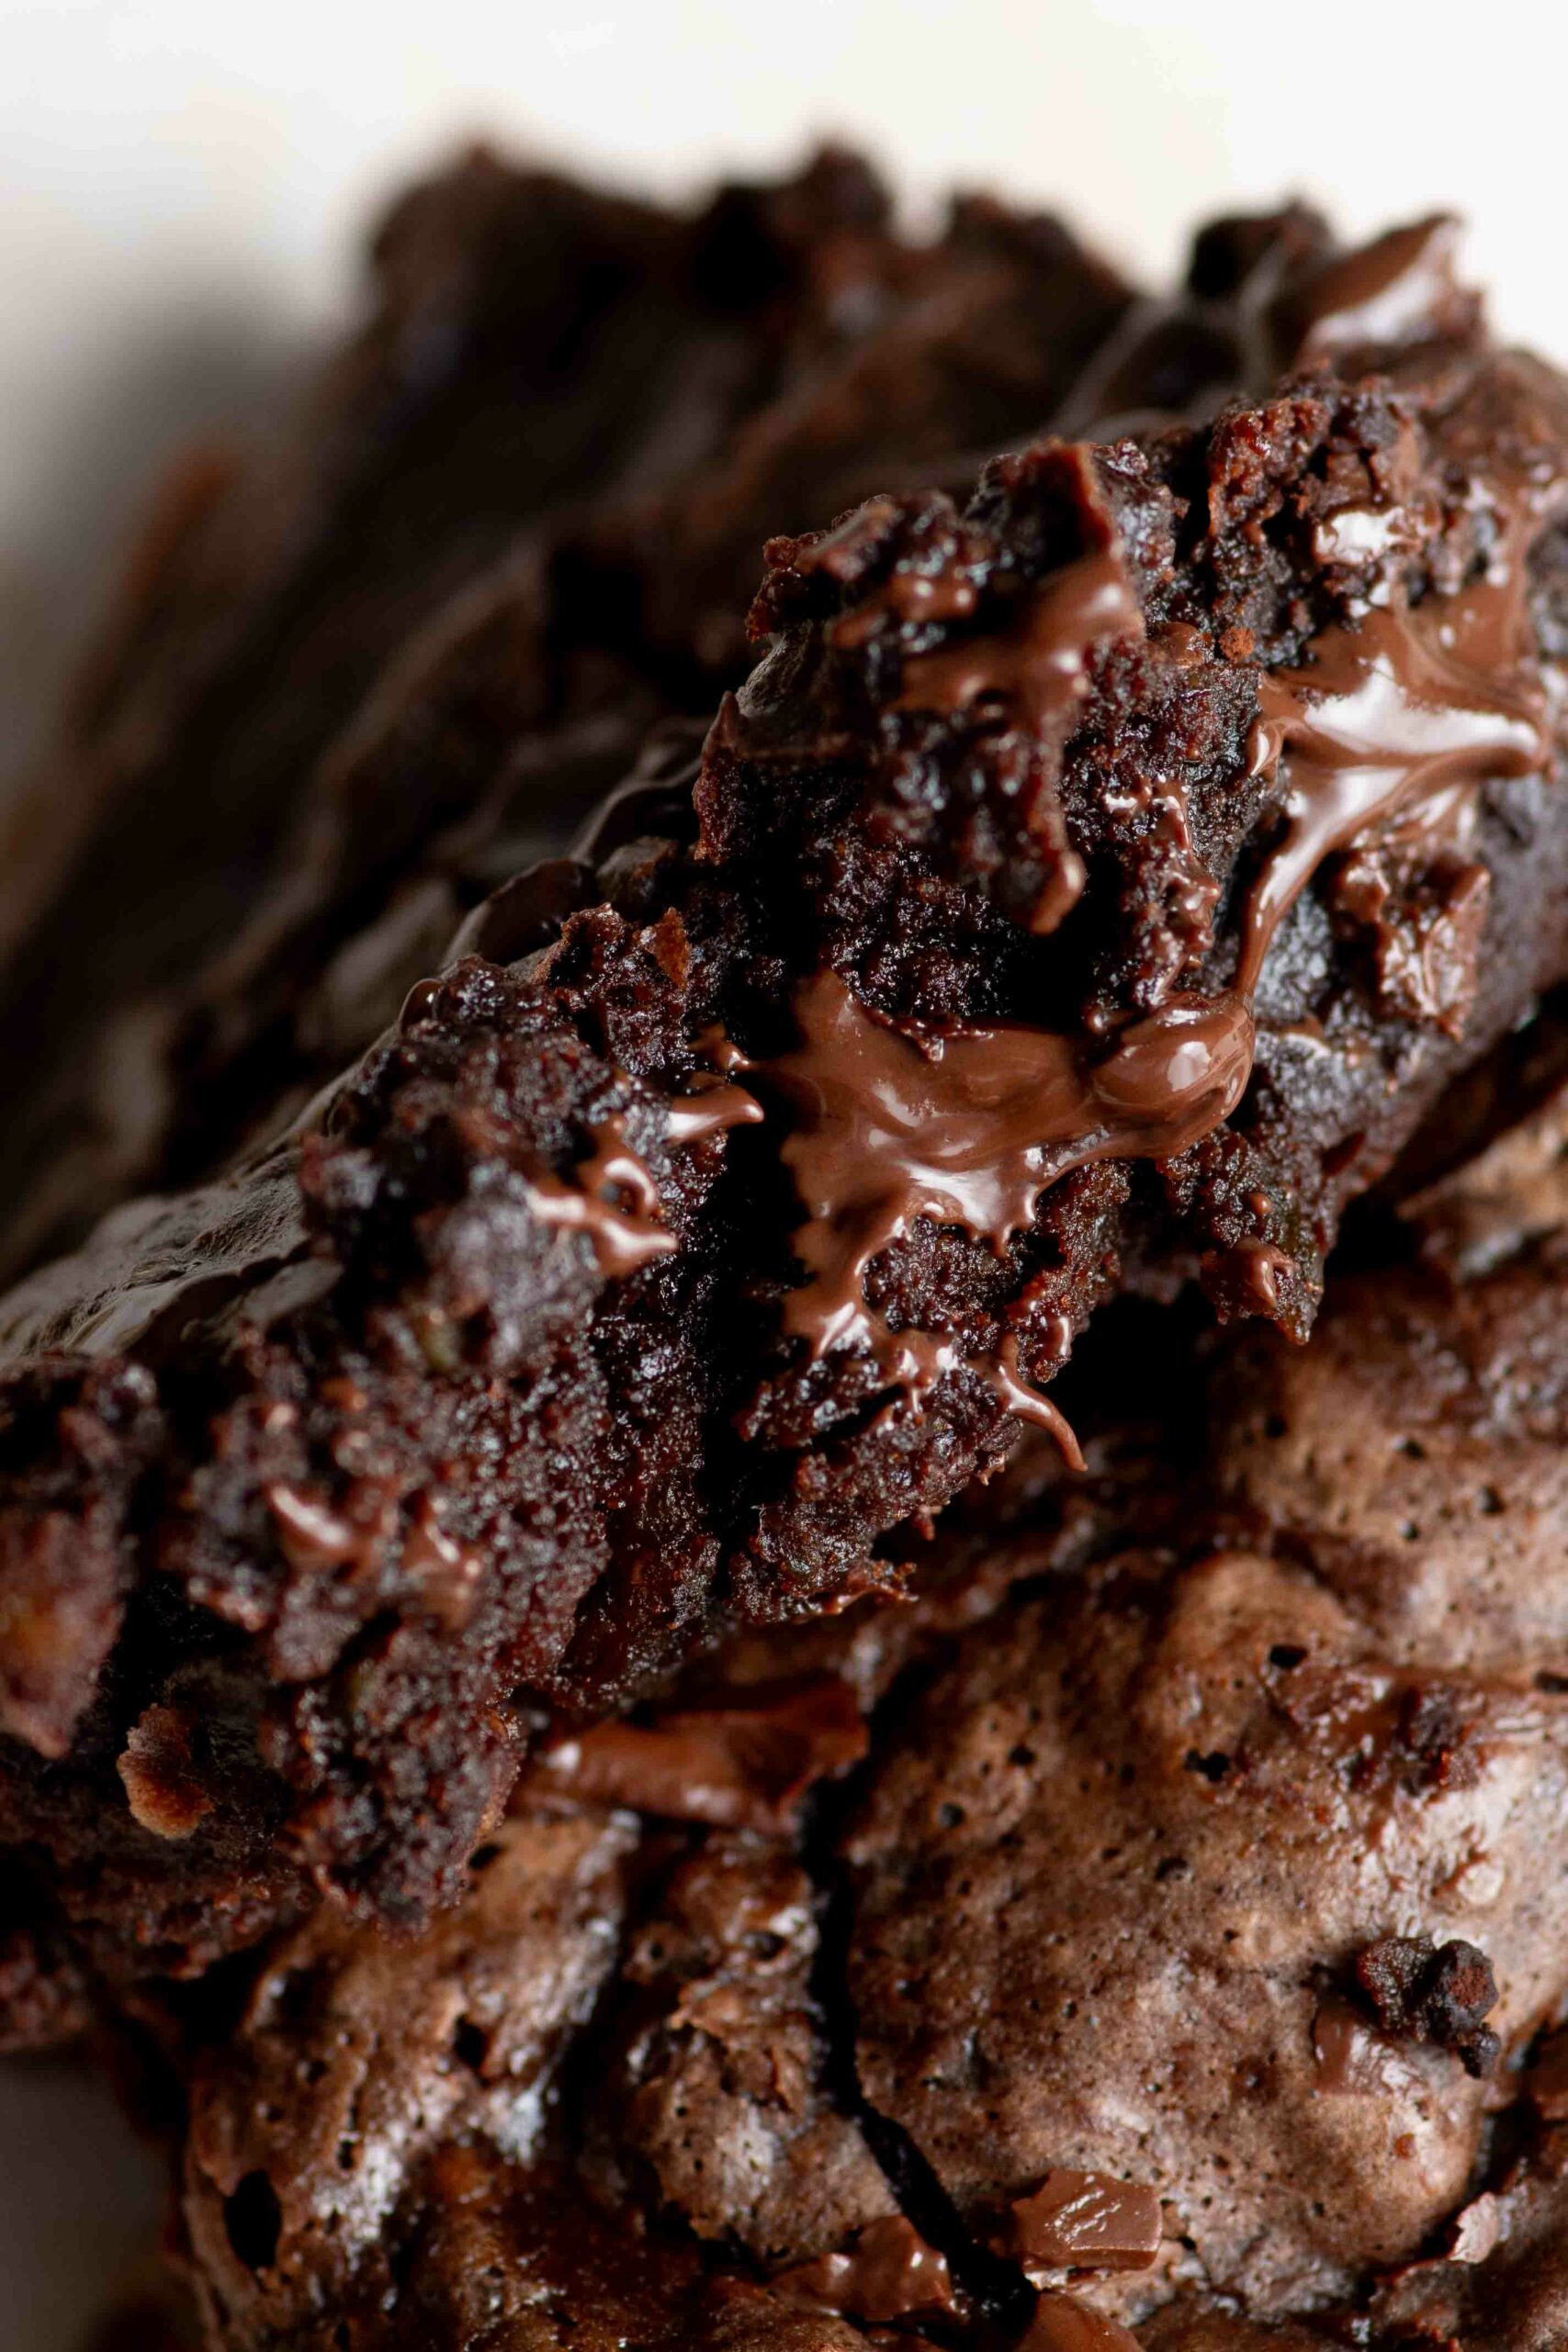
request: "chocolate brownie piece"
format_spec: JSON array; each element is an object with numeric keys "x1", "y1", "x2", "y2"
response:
[
  {"x1": 0, "y1": 146, "x2": 1130, "y2": 1281},
  {"x1": 152, "y1": 1076, "x2": 1568, "y2": 2347},
  {"x1": 0, "y1": 201, "x2": 1495, "y2": 1285},
  {"x1": 3, "y1": 216, "x2": 1568, "y2": 2002}
]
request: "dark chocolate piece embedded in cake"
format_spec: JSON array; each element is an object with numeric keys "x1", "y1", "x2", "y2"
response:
[{"x1": 3, "y1": 203, "x2": 1568, "y2": 2007}]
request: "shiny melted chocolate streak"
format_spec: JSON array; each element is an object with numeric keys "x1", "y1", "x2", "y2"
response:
[
  {"x1": 1239, "y1": 527, "x2": 1550, "y2": 995},
  {"x1": 891, "y1": 546, "x2": 1143, "y2": 738},
  {"x1": 539, "y1": 450, "x2": 1551, "y2": 1454},
  {"x1": 530, "y1": 1076, "x2": 762, "y2": 1280},
  {"x1": 762, "y1": 970, "x2": 1253, "y2": 1452}
]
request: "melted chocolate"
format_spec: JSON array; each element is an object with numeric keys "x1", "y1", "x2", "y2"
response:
[
  {"x1": 1311, "y1": 1994, "x2": 1424, "y2": 2097},
  {"x1": 771, "y1": 2214, "x2": 956, "y2": 2322},
  {"x1": 1240, "y1": 526, "x2": 1550, "y2": 996},
  {"x1": 524, "y1": 1067, "x2": 762, "y2": 1280},
  {"x1": 761, "y1": 968, "x2": 1251, "y2": 1438},
  {"x1": 832, "y1": 544, "x2": 981, "y2": 645},
  {"x1": 742, "y1": 379, "x2": 1559, "y2": 1447},
  {"x1": 892, "y1": 547, "x2": 1144, "y2": 741},
  {"x1": 1002, "y1": 2167, "x2": 1162, "y2": 2278},
  {"x1": 519, "y1": 1159, "x2": 676, "y2": 1281},
  {"x1": 537, "y1": 1677, "x2": 867, "y2": 1833},
  {"x1": 664, "y1": 1078, "x2": 766, "y2": 1148}
]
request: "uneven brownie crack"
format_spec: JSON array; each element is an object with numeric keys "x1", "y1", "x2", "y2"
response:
[{"x1": 797, "y1": 1659, "x2": 1036, "y2": 2335}]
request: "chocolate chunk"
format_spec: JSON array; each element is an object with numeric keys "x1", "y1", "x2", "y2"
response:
[
  {"x1": 1000, "y1": 2168, "x2": 1163, "y2": 2278},
  {"x1": 537, "y1": 1678, "x2": 868, "y2": 1832}
]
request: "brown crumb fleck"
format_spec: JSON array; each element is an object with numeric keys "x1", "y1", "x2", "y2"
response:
[
  {"x1": 118, "y1": 1702, "x2": 216, "y2": 1839},
  {"x1": 1352, "y1": 1933, "x2": 1500, "y2": 2077}
]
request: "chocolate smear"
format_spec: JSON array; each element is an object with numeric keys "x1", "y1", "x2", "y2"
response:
[
  {"x1": 762, "y1": 966, "x2": 1251, "y2": 1448},
  {"x1": 1311, "y1": 1994, "x2": 1424, "y2": 2097},
  {"x1": 1239, "y1": 534, "x2": 1550, "y2": 998},
  {"x1": 892, "y1": 546, "x2": 1144, "y2": 744},
  {"x1": 538, "y1": 1677, "x2": 867, "y2": 1833}
]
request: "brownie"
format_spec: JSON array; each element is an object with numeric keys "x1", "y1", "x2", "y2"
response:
[
  {"x1": 146, "y1": 1055, "x2": 1568, "y2": 2347},
  {"x1": 4, "y1": 200, "x2": 1568, "y2": 2010},
  {"x1": 0, "y1": 143, "x2": 1130, "y2": 1282}
]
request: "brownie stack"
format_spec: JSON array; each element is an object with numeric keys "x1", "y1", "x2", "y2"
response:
[{"x1": 2, "y1": 148, "x2": 1567, "y2": 2350}]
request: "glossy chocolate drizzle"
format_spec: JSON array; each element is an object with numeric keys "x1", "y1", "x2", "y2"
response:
[
  {"x1": 529, "y1": 1067, "x2": 761, "y2": 1280},
  {"x1": 771, "y1": 2215, "x2": 957, "y2": 2324}
]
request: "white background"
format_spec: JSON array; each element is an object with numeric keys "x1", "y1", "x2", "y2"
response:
[{"x1": 1, "y1": 0, "x2": 1564, "y2": 2341}]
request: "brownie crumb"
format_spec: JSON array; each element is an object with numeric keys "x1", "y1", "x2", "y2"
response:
[{"x1": 1353, "y1": 1934, "x2": 1502, "y2": 2077}]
